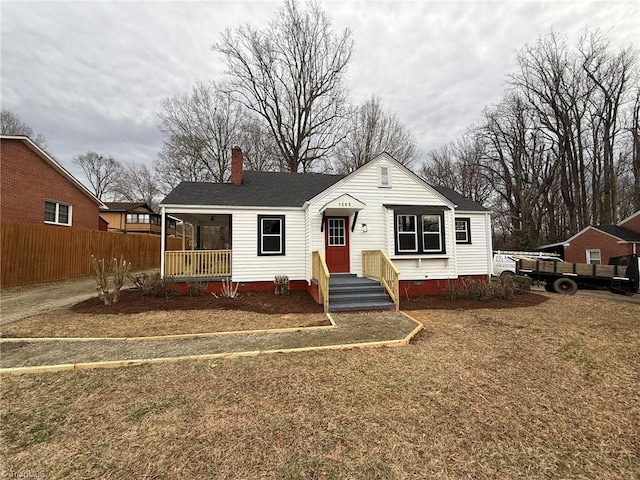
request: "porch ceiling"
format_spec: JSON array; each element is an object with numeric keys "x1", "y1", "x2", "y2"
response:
[{"x1": 169, "y1": 213, "x2": 231, "y2": 227}]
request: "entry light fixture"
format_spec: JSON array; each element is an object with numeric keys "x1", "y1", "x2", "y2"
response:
[
  {"x1": 209, "y1": 215, "x2": 216, "y2": 221},
  {"x1": 361, "y1": 223, "x2": 368, "y2": 233}
]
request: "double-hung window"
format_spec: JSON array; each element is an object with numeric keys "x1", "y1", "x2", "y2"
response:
[
  {"x1": 455, "y1": 218, "x2": 471, "y2": 244},
  {"x1": 586, "y1": 249, "x2": 601, "y2": 265},
  {"x1": 44, "y1": 200, "x2": 71, "y2": 226},
  {"x1": 391, "y1": 207, "x2": 447, "y2": 255},
  {"x1": 397, "y1": 215, "x2": 418, "y2": 252},
  {"x1": 258, "y1": 215, "x2": 285, "y2": 256},
  {"x1": 422, "y1": 215, "x2": 442, "y2": 251}
]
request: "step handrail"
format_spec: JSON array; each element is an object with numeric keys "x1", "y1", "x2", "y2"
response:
[
  {"x1": 362, "y1": 250, "x2": 400, "y2": 311},
  {"x1": 312, "y1": 250, "x2": 330, "y2": 312}
]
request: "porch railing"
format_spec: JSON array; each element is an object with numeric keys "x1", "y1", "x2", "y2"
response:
[
  {"x1": 312, "y1": 250, "x2": 330, "y2": 312},
  {"x1": 362, "y1": 250, "x2": 400, "y2": 311},
  {"x1": 165, "y1": 250, "x2": 231, "y2": 278}
]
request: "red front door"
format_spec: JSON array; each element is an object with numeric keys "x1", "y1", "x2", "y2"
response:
[{"x1": 325, "y1": 217, "x2": 350, "y2": 273}]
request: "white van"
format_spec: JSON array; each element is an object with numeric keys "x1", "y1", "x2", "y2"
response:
[{"x1": 493, "y1": 253, "x2": 517, "y2": 276}]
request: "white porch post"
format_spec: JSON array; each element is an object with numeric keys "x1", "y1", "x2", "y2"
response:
[{"x1": 160, "y1": 206, "x2": 166, "y2": 278}]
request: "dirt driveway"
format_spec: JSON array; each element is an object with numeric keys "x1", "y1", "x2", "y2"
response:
[{"x1": 0, "y1": 270, "x2": 157, "y2": 325}]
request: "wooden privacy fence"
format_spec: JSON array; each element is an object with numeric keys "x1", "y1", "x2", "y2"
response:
[{"x1": 0, "y1": 222, "x2": 182, "y2": 287}]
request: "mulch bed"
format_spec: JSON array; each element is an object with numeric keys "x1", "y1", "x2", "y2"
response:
[
  {"x1": 70, "y1": 288, "x2": 549, "y2": 316},
  {"x1": 401, "y1": 292, "x2": 549, "y2": 310},
  {"x1": 70, "y1": 289, "x2": 324, "y2": 315}
]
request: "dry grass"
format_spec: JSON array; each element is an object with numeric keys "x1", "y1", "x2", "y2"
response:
[
  {"x1": 0, "y1": 310, "x2": 330, "y2": 338},
  {"x1": 1, "y1": 295, "x2": 639, "y2": 479}
]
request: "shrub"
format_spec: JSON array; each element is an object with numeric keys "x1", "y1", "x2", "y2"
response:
[
  {"x1": 512, "y1": 275, "x2": 533, "y2": 294},
  {"x1": 274, "y1": 275, "x2": 290, "y2": 295},
  {"x1": 90, "y1": 255, "x2": 131, "y2": 305},
  {"x1": 444, "y1": 275, "x2": 531, "y2": 301},
  {"x1": 186, "y1": 281, "x2": 207, "y2": 297},
  {"x1": 128, "y1": 272, "x2": 177, "y2": 298}
]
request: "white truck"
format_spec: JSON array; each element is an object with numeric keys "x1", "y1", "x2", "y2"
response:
[{"x1": 493, "y1": 251, "x2": 562, "y2": 276}]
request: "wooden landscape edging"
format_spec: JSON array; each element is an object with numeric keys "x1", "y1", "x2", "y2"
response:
[{"x1": 0, "y1": 313, "x2": 423, "y2": 375}]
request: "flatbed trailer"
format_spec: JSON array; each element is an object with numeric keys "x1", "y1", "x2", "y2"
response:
[{"x1": 517, "y1": 254, "x2": 639, "y2": 295}]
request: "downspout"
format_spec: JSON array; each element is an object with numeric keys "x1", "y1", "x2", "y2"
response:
[{"x1": 160, "y1": 207, "x2": 166, "y2": 278}]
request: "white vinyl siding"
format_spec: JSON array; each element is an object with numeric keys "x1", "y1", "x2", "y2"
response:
[
  {"x1": 308, "y1": 155, "x2": 459, "y2": 280},
  {"x1": 231, "y1": 209, "x2": 306, "y2": 282},
  {"x1": 453, "y1": 213, "x2": 492, "y2": 275}
]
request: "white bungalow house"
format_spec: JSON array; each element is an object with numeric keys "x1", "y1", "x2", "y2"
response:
[{"x1": 159, "y1": 148, "x2": 493, "y2": 311}]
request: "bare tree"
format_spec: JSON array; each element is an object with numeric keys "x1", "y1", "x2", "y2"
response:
[
  {"x1": 335, "y1": 96, "x2": 418, "y2": 173},
  {"x1": 214, "y1": 0, "x2": 353, "y2": 172},
  {"x1": 157, "y1": 82, "x2": 245, "y2": 186},
  {"x1": 239, "y1": 119, "x2": 282, "y2": 172},
  {"x1": 420, "y1": 131, "x2": 492, "y2": 205},
  {"x1": 113, "y1": 162, "x2": 162, "y2": 211},
  {"x1": 630, "y1": 87, "x2": 640, "y2": 211},
  {"x1": 1, "y1": 109, "x2": 47, "y2": 147},
  {"x1": 73, "y1": 152, "x2": 123, "y2": 201},
  {"x1": 580, "y1": 31, "x2": 638, "y2": 223}
]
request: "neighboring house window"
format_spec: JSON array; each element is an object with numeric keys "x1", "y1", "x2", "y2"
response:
[
  {"x1": 455, "y1": 218, "x2": 471, "y2": 244},
  {"x1": 379, "y1": 166, "x2": 391, "y2": 187},
  {"x1": 586, "y1": 249, "x2": 601, "y2": 265},
  {"x1": 44, "y1": 200, "x2": 71, "y2": 226},
  {"x1": 258, "y1": 215, "x2": 285, "y2": 256},
  {"x1": 393, "y1": 208, "x2": 446, "y2": 255},
  {"x1": 127, "y1": 213, "x2": 151, "y2": 224}
]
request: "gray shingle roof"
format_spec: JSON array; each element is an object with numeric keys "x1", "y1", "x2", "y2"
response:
[
  {"x1": 161, "y1": 171, "x2": 345, "y2": 207},
  {"x1": 594, "y1": 225, "x2": 640, "y2": 242},
  {"x1": 160, "y1": 170, "x2": 488, "y2": 212},
  {"x1": 430, "y1": 185, "x2": 489, "y2": 212}
]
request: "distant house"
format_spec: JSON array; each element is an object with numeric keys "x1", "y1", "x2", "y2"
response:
[
  {"x1": 100, "y1": 202, "x2": 177, "y2": 236},
  {"x1": 0, "y1": 135, "x2": 104, "y2": 229},
  {"x1": 159, "y1": 148, "x2": 493, "y2": 310},
  {"x1": 539, "y1": 210, "x2": 640, "y2": 264}
]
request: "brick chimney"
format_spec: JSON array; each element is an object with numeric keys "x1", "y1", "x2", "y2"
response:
[{"x1": 231, "y1": 146, "x2": 243, "y2": 185}]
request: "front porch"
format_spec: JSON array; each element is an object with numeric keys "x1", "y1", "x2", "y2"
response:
[
  {"x1": 164, "y1": 250, "x2": 231, "y2": 278},
  {"x1": 162, "y1": 211, "x2": 232, "y2": 279}
]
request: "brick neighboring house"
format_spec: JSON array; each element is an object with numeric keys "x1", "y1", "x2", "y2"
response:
[
  {"x1": 100, "y1": 202, "x2": 177, "y2": 236},
  {"x1": 539, "y1": 210, "x2": 640, "y2": 264},
  {"x1": 0, "y1": 135, "x2": 104, "y2": 229}
]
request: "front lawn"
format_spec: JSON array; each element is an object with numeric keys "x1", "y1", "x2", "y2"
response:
[{"x1": 1, "y1": 295, "x2": 639, "y2": 479}]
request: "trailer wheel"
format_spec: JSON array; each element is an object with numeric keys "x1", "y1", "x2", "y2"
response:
[{"x1": 553, "y1": 277, "x2": 578, "y2": 295}]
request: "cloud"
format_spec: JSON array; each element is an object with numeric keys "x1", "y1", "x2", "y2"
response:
[{"x1": 2, "y1": 0, "x2": 638, "y2": 175}]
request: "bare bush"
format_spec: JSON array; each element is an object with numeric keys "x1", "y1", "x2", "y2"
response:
[
  {"x1": 212, "y1": 277, "x2": 240, "y2": 299},
  {"x1": 90, "y1": 255, "x2": 131, "y2": 305},
  {"x1": 274, "y1": 275, "x2": 290, "y2": 295},
  {"x1": 128, "y1": 272, "x2": 177, "y2": 298}
]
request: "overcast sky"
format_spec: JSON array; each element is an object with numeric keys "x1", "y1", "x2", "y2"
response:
[{"x1": 2, "y1": 0, "x2": 638, "y2": 182}]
